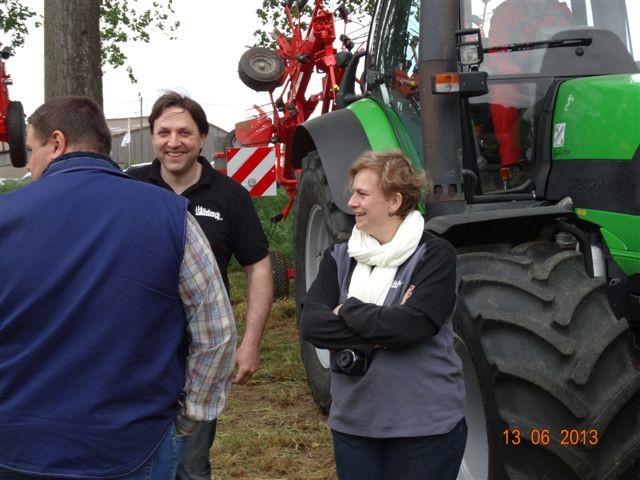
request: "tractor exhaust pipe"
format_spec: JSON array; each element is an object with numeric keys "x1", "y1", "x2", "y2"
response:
[{"x1": 419, "y1": 0, "x2": 466, "y2": 216}]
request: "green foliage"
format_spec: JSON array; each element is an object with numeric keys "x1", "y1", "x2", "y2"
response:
[
  {"x1": 0, "y1": 0, "x2": 41, "y2": 48},
  {"x1": 253, "y1": 0, "x2": 375, "y2": 48},
  {"x1": 254, "y1": 186, "x2": 294, "y2": 263},
  {"x1": 227, "y1": 186, "x2": 294, "y2": 273},
  {"x1": 0, "y1": 0, "x2": 179, "y2": 82},
  {"x1": 0, "y1": 176, "x2": 31, "y2": 193},
  {"x1": 99, "y1": 0, "x2": 180, "y2": 83}
]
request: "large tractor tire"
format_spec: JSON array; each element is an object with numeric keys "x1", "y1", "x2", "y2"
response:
[
  {"x1": 455, "y1": 241, "x2": 640, "y2": 479},
  {"x1": 8, "y1": 100, "x2": 26, "y2": 168},
  {"x1": 293, "y1": 151, "x2": 353, "y2": 413},
  {"x1": 238, "y1": 47, "x2": 285, "y2": 92}
]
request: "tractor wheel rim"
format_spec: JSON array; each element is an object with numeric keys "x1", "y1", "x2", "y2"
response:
[
  {"x1": 455, "y1": 334, "x2": 489, "y2": 479},
  {"x1": 305, "y1": 204, "x2": 331, "y2": 369},
  {"x1": 251, "y1": 54, "x2": 278, "y2": 74}
]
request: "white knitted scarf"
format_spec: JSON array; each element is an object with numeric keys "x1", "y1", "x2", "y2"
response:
[{"x1": 347, "y1": 210, "x2": 425, "y2": 305}]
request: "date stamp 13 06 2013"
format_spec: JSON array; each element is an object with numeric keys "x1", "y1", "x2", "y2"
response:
[{"x1": 503, "y1": 428, "x2": 599, "y2": 446}]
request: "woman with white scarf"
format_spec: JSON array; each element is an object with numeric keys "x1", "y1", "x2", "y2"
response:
[{"x1": 300, "y1": 150, "x2": 467, "y2": 480}]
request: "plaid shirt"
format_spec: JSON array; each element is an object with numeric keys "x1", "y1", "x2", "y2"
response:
[{"x1": 175, "y1": 213, "x2": 237, "y2": 435}]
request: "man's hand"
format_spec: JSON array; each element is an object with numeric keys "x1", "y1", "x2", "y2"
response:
[
  {"x1": 233, "y1": 255, "x2": 272, "y2": 385},
  {"x1": 233, "y1": 341, "x2": 260, "y2": 385}
]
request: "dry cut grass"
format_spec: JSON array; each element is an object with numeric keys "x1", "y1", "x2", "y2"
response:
[{"x1": 211, "y1": 274, "x2": 335, "y2": 480}]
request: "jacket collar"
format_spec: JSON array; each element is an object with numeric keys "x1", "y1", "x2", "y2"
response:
[{"x1": 43, "y1": 152, "x2": 122, "y2": 178}]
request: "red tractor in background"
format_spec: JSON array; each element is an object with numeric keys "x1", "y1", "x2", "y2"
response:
[{"x1": 0, "y1": 43, "x2": 26, "y2": 168}]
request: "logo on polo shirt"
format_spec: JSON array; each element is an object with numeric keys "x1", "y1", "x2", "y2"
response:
[{"x1": 195, "y1": 205, "x2": 223, "y2": 221}]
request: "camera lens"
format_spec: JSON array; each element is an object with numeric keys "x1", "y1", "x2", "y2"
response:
[{"x1": 336, "y1": 349, "x2": 356, "y2": 369}]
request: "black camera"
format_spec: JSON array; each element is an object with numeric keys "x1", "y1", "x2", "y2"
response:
[{"x1": 331, "y1": 348, "x2": 369, "y2": 376}]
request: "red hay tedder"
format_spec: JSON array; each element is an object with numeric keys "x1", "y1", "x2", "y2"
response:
[
  {"x1": 220, "y1": 0, "x2": 362, "y2": 221},
  {"x1": 0, "y1": 43, "x2": 26, "y2": 168}
]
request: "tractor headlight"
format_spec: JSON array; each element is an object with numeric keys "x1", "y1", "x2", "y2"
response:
[
  {"x1": 459, "y1": 43, "x2": 481, "y2": 66},
  {"x1": 456, "y1": 29, "x2": 483, "y2": 69}
]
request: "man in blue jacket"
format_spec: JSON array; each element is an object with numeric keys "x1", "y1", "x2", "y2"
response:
[{"x1": 0, "y1": 96, "x2": 236, "y2": 480}]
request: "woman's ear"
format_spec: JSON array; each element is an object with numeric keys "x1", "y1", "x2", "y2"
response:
[{"x1": 390, "y1": 192, "x2": 403, "y2": 215}]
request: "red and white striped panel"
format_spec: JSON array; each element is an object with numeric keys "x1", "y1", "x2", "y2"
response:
[{"x1": 225, "y1": 147, "x2": 277, "y2": 197}]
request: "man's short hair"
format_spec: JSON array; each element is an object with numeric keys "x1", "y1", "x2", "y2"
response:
[
  {"x1": 148, "y1": 91, "x2": 209, "y2": 136},
  {"x1": 28, "y1": 96, "x2": 112, "y2": 155}
]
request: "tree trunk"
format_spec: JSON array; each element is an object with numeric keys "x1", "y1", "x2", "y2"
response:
[{"x1": 44, "y1": 0, "x2": 102, "y2": 107}]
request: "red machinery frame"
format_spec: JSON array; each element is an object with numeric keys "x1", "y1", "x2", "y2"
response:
[
  {"x1": 0, "y1": 43, "x2": 26, "y2": 168},
  {"x1": 0, "y1": 45, "x2": 14, "y2": 143},
  {"x1": 232, "y1": 0, "x2": 356, "y2": 220}
]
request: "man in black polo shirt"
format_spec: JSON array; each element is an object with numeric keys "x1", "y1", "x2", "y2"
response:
[{"x1": 127, "y1": 91, "x2": 273, "y2": 480}]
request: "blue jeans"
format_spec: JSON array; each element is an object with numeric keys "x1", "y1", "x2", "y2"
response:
[
  {"x1": 176, "y1": 419, "x2": 217, "y2": 480},
  {"x1": 331, "y1": 418, "x2": 467, "y2": 480},
  {"x1": 0, "y1": 424, "x2": 186, "y2": 480}
]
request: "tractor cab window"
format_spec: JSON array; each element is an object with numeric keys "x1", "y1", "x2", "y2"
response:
[
  {"x1": 462, "y1": 0, "x2": 639, "y2": 74},
  {"x1": 461, "y1": 0, "x2": 640, "y2": 193},
  {"x1": 366, "y1": 0, "x2": 422, "y2": 160}
]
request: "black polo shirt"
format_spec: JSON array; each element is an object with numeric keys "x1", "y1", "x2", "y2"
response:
[{"x1": 127, "y1": 157, "x2": 269, "y2": 290}]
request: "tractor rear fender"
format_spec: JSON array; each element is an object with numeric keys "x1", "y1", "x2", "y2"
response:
[
  {"x1": 291, "y1": 98, "x2": 401, "y2": 214},
  {"x1": 429, "y1": 204, "x2": 640, "y2": 356},
  {"x1": 426, "y1": 205, "x2": 576, "y2": 249}
]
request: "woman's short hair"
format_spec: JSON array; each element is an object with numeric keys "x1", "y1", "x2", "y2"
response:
[{"x1": 349, "y1": 150, "x2": 427, "y2": 218}]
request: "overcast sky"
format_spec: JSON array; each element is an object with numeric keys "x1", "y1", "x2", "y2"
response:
[
  {"x1": 10, "y1": 1, "x2": 636, "y2": 133},
  {"x1": 7, "y1": 1, "x2": 274, "y2": 132}
]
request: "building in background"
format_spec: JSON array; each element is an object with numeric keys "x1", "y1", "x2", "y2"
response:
[
  {"x1": 0, "y1": 118, "x2": 228, "y2": 179},
  {"x1": 109, "y1": 117, "x2": 227, "y2": 169}
]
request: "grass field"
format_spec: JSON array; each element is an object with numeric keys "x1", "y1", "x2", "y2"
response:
[
  {"x1": 214, "y1": 272, "x2": 336, "y2": 480},
  {"x1": 254, "y1": 188, "x2": 295, "y2": 263}
]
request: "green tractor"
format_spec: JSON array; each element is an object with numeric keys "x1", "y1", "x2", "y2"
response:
[{"x1": 290, "y1": 0, "x2": 640, "y2": 477}]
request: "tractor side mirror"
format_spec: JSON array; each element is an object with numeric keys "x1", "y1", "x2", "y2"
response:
[{"x1": 336, "y1": 49, "x2": 367, "y2": 109}]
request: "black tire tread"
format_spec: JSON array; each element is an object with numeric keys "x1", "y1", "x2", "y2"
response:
[
  {"x1": 269, "y1": 249, "x2": 289, "y2": 300},
  {"x1": 7, "y1": 100, "x2": 26, "y2": 168},
  {"x1": 455, "y1": 241, "x2": 640, "y2": 479},
  {"x1": 238, "y1": 47, "x2": 284, "y2": 92}
]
